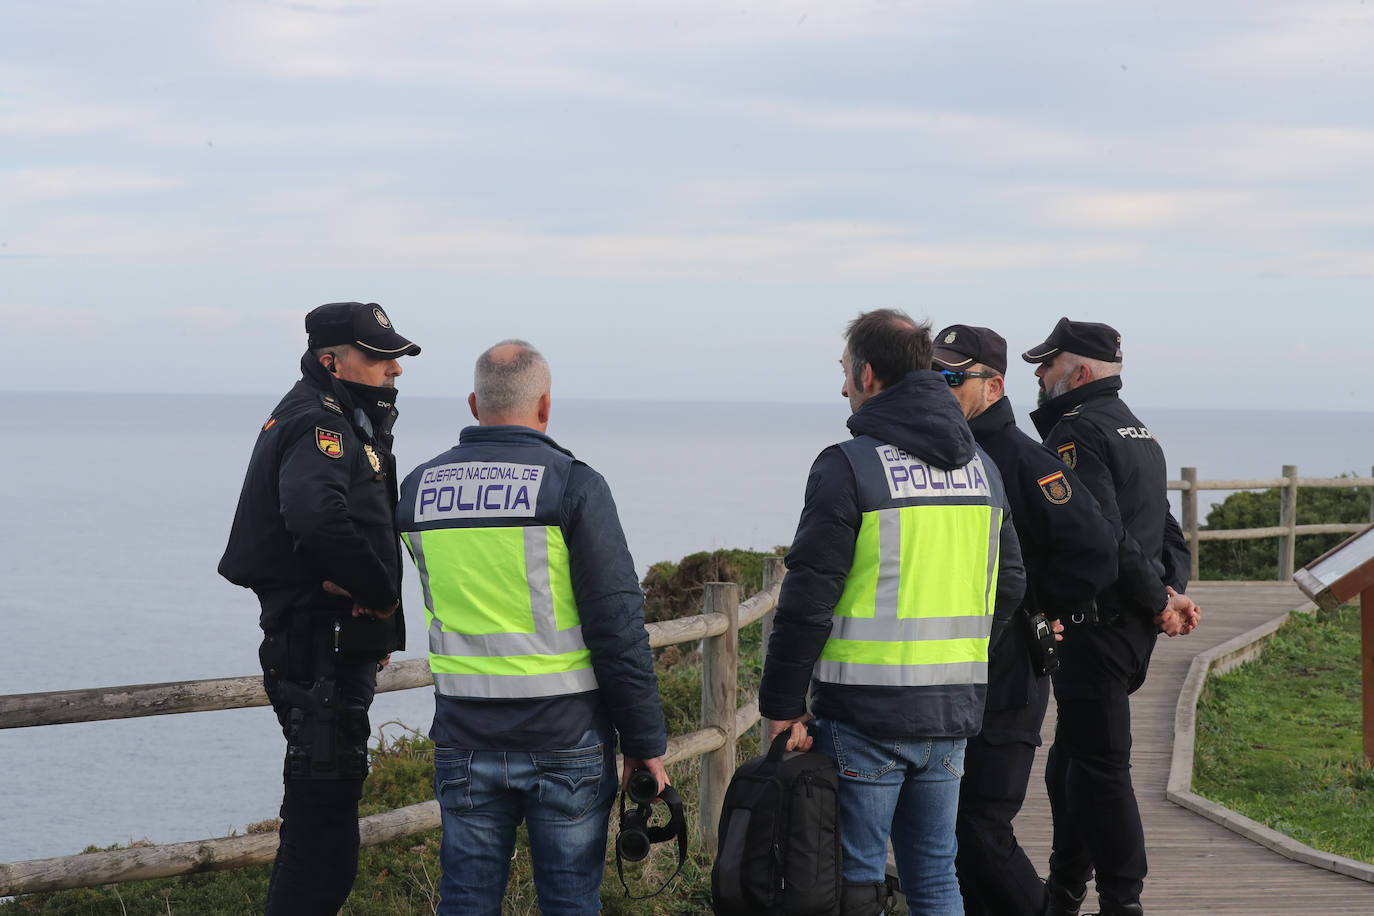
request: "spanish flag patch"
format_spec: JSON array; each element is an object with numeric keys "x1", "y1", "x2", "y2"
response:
[
  {"x1": 1037, "y1": 470, "x2": 1072, "y2": 504},
  {"x1": 316, "y1": 427, "x2": 344, "y2": 459}
]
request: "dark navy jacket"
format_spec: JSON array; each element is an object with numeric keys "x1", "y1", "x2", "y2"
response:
[
  {"x1": 397, "y1": 425, "x2": 667, "y2": 759},
  {"x1": 1031, "y1": 376, "x2": 1189, "y2": 624},
  {"x1": 219, "y1": 352, "x2": 404, "y2": 656},
  {"x1": 969, "y1": 396, "x2": 1117, "y2": 742},
  {"x1": 759, "y1": 371, "x2": 1025, "y2": 739}
]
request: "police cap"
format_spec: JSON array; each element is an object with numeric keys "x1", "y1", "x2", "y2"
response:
[
  {"x1": 1021, "y1": 316, "x2": 1121, "y2": 364},
  {"x1": 306, "y1": 302, "x2": 421, "y2": 358},
  {"x1": 932, "y1": 325, "x2": 1007, "y2": 375}
]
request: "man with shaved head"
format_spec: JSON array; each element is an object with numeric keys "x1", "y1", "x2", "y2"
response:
[{"x1": 396, "y1": 340, "x2": 668, "y2": 915}]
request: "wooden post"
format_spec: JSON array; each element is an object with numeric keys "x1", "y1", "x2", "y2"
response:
[
  {"x1": 1181, "y1": 467, "x2": 1199, "y2": 583},
  {"x1": 1363, "y1": 587, "x2": 1374, "y2": 767},
  {"x1": 700, "y1": 581, "x2": 740, "y2": 847},
  {"x1": 758, "y1": 557, "x2": 784, "y2": 746},
  {"x1": 1278, "y1": 464, "x2": 1299, "y2": 581}
]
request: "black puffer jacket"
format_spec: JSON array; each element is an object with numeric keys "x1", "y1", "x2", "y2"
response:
[
  {"x1": 969, "y1": 396, "x2": 1117, "y2": 734},
  {"x1": 759, "y1": 370, "x2": 1024, "y2": 739},
  {"x1": 219, "y1": 352, "x2": 405, "y2": 655},
  {"x1": 1030, "y1": 376, "x2": 1189, "y2": 623}
]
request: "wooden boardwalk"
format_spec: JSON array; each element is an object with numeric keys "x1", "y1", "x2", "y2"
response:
[{"x1": 1013, "y1": 582, "x2": 1374, "y2": 915}]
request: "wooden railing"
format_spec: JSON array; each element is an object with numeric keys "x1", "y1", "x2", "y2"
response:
[
  {"x1": 1172, "y1": 466, "x2": 1374, "y2": 581},
  {"x1": 0, "y1": 559, "x2": 785, "y2": 897}
]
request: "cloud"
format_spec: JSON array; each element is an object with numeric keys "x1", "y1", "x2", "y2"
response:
[
  {"x1": 0, "y1": 302, "x2": 106, "y2": 329},
  {"x1": 1043, "y1": 189, "x2": 1267, "y2": 231},
  {"x1": 179, "y1": 306, "x2": 244, "y2": 330},
  {"x1": 0, "y1": 104, "x2": 151, "y2": 137},
  {"x1": 1199, "y1": 2, "x2": 1374, "y2": 75},
  {"x1": 0, "y1": 167, "x2": 180, "y2": 201}
]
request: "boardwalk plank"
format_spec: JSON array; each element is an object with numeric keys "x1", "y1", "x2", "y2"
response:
[{"x1": 1013, "y1": 582, "x2": 1373, "y2": 915}]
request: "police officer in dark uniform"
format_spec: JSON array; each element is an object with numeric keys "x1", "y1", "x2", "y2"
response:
[
  {"x1": 1022, "y1": 317, "x2": 1199, "y2": 916},
  {"x1": 933, "y1": 325, "x2": 1118, "y2": 916},
  {"x1": 219, "y1": 302, "x2": 420, "y2": 916}
]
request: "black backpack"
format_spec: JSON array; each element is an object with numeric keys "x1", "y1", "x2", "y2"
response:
[{"x1": 711, "y1": 730, "x2": 842, "y2": 916}]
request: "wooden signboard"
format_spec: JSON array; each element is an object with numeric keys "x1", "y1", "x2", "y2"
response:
[{"x1": 1293, "y1": 524, "x2": 1374, "y2": 766}]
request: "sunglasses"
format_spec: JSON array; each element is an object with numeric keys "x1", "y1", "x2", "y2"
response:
[{"x1": 940, "y1": 369, "x2": 998, "y2": 387}]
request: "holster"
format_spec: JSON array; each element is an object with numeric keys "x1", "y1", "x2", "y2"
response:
[
  {"x1": 281, "y1": 678, "x2": 369, "y2": 781},
  {"x1": 261, "y1": 616, "x2": 371, "y2": 782}
]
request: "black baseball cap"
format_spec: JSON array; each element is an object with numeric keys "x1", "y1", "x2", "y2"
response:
[
  {"x1": 1021, "y1": 317, "x2": 1121, "y2": 364},
  {"x1": 305, "y1": 302, "x2": 421, "y2": 358},
  {"x1": 932, "y1": 325, "x2": 1007, "y2": 375}
]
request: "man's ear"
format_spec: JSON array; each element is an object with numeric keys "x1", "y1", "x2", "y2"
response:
[
  {"x1": 860, "y1": 362, "x2": 878, "y2": 394},
  {"x1": 987, "y1": 374, "x2": 1005, "y2": 404},
  {"x1": 468, "y1": 392, "x2": 480, "y2": 421},
  {"x1": 537, "y1": 392, "x2": 551, "y2": 426}
]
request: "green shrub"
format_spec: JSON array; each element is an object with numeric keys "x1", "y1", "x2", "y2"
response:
[{"x1": 1198, "y1": 478, "x2": 1370, "y2": 579}]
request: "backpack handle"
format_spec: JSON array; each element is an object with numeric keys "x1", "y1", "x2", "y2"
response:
[{"x1": 765, "y1": 727, "x2": 806, "y2": 763}]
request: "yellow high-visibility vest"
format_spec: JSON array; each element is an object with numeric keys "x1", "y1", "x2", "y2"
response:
[
  {"x1": 815, "y1": 438, "x2": 1001, "y2": 689},
  {"x1": 398, "y1": 446, "x2": 597, "y2": 700}
]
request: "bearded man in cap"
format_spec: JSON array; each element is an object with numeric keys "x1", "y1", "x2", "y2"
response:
[
  {"x1": 219, "y1": 302, "x2": 420, "y2": 915},
  {"x1": 932, "y1": 325, "x2": 1118, "y2": 916},
  {"x1": 1022, "y1": 317, "x2": 1198, "y2": 916}
]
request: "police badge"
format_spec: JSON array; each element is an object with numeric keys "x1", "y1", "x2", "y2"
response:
[
  {"x1": 363, "y1": 443, "x2": 382, "y2": 473},
  {"x1": 1056, "y1": 442, "x2": 1077, "y2": 469},
  {"x1": 316, "y1": 427, "x2": 344, "y2": 459},
  {"x1": 1037, "y1": 470, "x2": 1072, "y2": 505}
]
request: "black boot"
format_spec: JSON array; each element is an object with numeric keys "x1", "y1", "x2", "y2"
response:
[
  {"x1": 1044, "y1": 878, "x2": 1087, "y2": 916},
  {"x1": 1094, "y1": 902, "x2": 1143, "y2": 916}
]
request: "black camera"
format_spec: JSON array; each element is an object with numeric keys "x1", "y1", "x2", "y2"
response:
[
  {"x1": 616, "y1": 769, "x2": 662, "y2": 861},
  {"x1": 614, "y1": 767, "x2": 688, "y2": 898}
]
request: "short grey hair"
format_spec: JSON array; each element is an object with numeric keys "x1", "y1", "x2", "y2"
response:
[
  {"x1": 1047, "y1": 352, "x2": 1123, "y2": 400},
  {"x1": 474, "y1": 339, "x2": 551, "y2": 415},
  {"x1": 1073, "y1": 353, "x2": 1123, "y2": 380},
  {"x1": 312, "y1": 344, "x2": 353, "y2": 368}
]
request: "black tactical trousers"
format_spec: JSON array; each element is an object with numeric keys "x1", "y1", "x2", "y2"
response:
[
  {"x1": 956, "y1": 695, "x2": 1051, "y2": 916},
  {"x1": 260, "y1": 616, "x2": 379, "y2": 916},
  {"x1": 1045, "y1": 615, "x2": 1157, "y2": 908}
]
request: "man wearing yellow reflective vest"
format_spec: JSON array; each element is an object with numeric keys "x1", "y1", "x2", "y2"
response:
[
  {"x1": 396, "y1": 340, "x2": 668, "y2": 916},
  {"x1": 761, "y1": 310, "x2": 1025, "y2": 916}
]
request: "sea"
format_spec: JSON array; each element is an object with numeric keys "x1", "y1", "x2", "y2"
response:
[{"x1": 2, "y1": 391, "x2": 1372, "y2": 866}]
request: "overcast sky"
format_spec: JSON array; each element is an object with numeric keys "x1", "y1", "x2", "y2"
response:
[{"x1": 3, "y1": 0, "x2": 1371, "y2": 409}]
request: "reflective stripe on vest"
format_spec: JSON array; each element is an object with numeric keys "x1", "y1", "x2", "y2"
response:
[
  {"x1": 814, "y1": 501, "x2": 1001, "y2": 688},
  {"x1": 404, "y1": 524, "x2": 598, "y2": 699}
]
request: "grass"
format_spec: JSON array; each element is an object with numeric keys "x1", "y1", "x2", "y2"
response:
[{"x1": 1193, "y1": 604, "x2": 1374, "y2": 864}]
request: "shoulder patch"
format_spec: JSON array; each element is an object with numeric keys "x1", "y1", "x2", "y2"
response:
[
  {"x1": 1056, "y1": 442, "x2": 1077, "y2": 469},
  {"x1": 1037, "y1": 469, "x2": 1072, "y2": 504},
  {"x1": 262, "y1": 416, "x2": 277, "y2": 431},
  {"x1": 320, "y1": 393, "x2": 344, "y2": 415},
  {"x1": 316, "y1": 427, "x2": 344, "y2": 459}
]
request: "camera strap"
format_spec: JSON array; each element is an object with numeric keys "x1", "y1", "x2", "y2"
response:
[{"x1": 616, "y1": 784, "x2": 687, "y2": 900}]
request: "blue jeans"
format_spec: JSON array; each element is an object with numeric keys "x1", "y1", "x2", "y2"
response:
[
  {"x1": 432, "y1": 727, "x2": 617, "y2": 915},
  {"x1": 816, "y1": 719, "x2": 967, "y2": 916}
]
